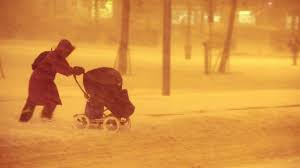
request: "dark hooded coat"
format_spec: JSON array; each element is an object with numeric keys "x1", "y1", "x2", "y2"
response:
[{"x1": 27, "y1": 50, "x2": 74, "y2": 105}]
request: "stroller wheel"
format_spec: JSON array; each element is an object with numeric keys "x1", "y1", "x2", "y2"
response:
[
  {"x1": 73, "y1": 114, "x2": 90, "y2": 129},
  {"x1": 102, "y1": 116, "x2": 120, "y2": 132},
  {"x1": 120, "y1": 118, "x2": 131, "y2": 129}
]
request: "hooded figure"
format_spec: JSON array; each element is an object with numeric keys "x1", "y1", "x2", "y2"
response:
[{"x1": 19, "y1": 39, "x2": 85, "y2": 122}]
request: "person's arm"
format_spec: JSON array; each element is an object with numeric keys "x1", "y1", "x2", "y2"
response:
[
  {"x1": 53, "y1": 57, "x2": 85, "y2": 76},
  {"x1": 53, "y1": 56, "x2": 74, "y2": 76}
]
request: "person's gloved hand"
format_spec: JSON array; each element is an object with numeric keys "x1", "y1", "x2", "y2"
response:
[{"x1": 73, "y1": 66, "x2": 85, "y2": 75}]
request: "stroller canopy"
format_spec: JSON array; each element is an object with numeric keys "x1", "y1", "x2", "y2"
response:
[{"x1": 83, "y1": 67, "x2": 122, "y2": 96}]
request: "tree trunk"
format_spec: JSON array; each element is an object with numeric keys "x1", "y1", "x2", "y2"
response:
[
  {"x1": 218, "y1": 0, "x2": 237, "y2": 73},
  {"x1": 163, "y1": 0, "x2": 172, "y2": 96},
  {"x1": 185, "y1": 0, "x2": 192, "y2": 60},
  {"x1": 208, "y1": 0, "x2": 214, "y2": 43},
  {"x1": 94, "y1": 0, "x2": 99, "y2": 22},
  {"x1": 203, "y1": 42, "x2": 210, "y2": 74},
  {"x1": 298, "y1": 15, "x2": 300, "y2": 33},
  {"x1": 117, "y1": 0, "x2": 130, "y2": 75},
  {"x1": 0, "y1": 56, "x2": 5, "y2": 79},
  {"x1": 205, "y1": 0, "x2": 214, "y2": 74},
  {"x1": 53, "y1": 0, "x2": 57, "y2": 17},
  {"x1": 199, "y1": 9, "x2": 204, "y2": 35}
]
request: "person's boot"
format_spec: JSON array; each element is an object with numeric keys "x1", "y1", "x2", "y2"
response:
[
  {"x1": 19, "y1": 101, "x2": 35, "y2": 122},
  {"x1": 19, "y1": 108, "x2": 34, "y2": 122},
  {"x1": 41, "y1": 104, "x2": 56, "y2": 121}
]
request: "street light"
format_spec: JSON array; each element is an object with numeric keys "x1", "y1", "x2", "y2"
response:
[{"x1": 267, "y1": 0, "x2": 273, "y2": 7}]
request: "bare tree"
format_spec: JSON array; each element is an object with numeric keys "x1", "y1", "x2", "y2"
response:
[
  {"x1": 94, "y1": 0, "x2": 99, "y2": 22},
  {"x1": 185, "y1": 0, "x2": 192, "y2": 60},
  {"x1": 53, "y1": 0, "x2": 57, "y2": 17},
  {"x1": 199, "y1": 8, "x2": 205, "y2": 36},
  {"x1": 204, "y1": 0, "x2": 214, "y2": 74},
  {"x1": 0, "y1": 56, "x2": 5, "y2": 79},
  {"x1": 163, "y1": 0, "x2": 172, "y2": 96},
  {"x1": 116, "y1": 0, "x2": 130, "y2": 75},
  {"x1": 218, "y1": 0, "x2": 237, "y2": 73}
]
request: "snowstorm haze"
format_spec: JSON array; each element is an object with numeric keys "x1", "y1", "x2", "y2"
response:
[
  {"x1": 0, "y1": 0, "x2": 298, "y2": 53},
  {"x1": 0, "y1": 0, "x2": 164, "y2": 45},
  {"x1": 1, "y1": 1, "x2": 300, "y2": 168}
]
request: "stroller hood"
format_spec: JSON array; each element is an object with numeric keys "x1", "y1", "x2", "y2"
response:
[{"x1": 83, "y1": 67, "x2": 122, "y2": 95}]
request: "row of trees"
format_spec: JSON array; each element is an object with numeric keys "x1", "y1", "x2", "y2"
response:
[
  {"x1": 114, "y1": 0, "x2": 300, "y2": 95},
  {"x1": 114, "y1": 0, "x2": 238, "y2": 95}
]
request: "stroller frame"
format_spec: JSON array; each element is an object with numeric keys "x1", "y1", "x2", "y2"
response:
[{"x1": 72, "y1": 75, "x2": 131, "y2": 132}]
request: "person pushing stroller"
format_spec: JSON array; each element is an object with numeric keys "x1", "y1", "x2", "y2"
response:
[{"x1": 19, "y1": 39, "x2": 85, "y2": 122}]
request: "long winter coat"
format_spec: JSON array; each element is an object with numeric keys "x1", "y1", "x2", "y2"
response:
[{"x1": 27, "y1": 51, "x2": 73, "y2": 105}]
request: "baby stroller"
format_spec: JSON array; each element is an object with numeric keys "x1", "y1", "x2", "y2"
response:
[{"x1": 73, "y1": 67, "x2": 135, "y2": 132}]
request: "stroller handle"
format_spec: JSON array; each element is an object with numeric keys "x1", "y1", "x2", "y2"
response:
[{"x1": 73, "y1": 74, "x2": 89, "y2": 99}]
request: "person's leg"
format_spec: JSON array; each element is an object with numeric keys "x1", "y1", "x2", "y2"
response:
[
  {"x1": 41, "y1": 103, "x2": 56, "y2": 120},
  {"x1": 19, "y1": 100, "x2": 36, "y2": 122}
]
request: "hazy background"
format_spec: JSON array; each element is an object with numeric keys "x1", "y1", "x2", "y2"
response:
[
  {"x1": 1, "y1": 1, "x2": 300, "y2": 168},
  {"x1": 0, "y1": 0, "x2": 298, "y2": 56}
]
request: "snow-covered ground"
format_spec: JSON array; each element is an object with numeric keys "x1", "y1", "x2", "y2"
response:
[{"x1": 0, "y1": 40, "x2": 300, "y2": 168}]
